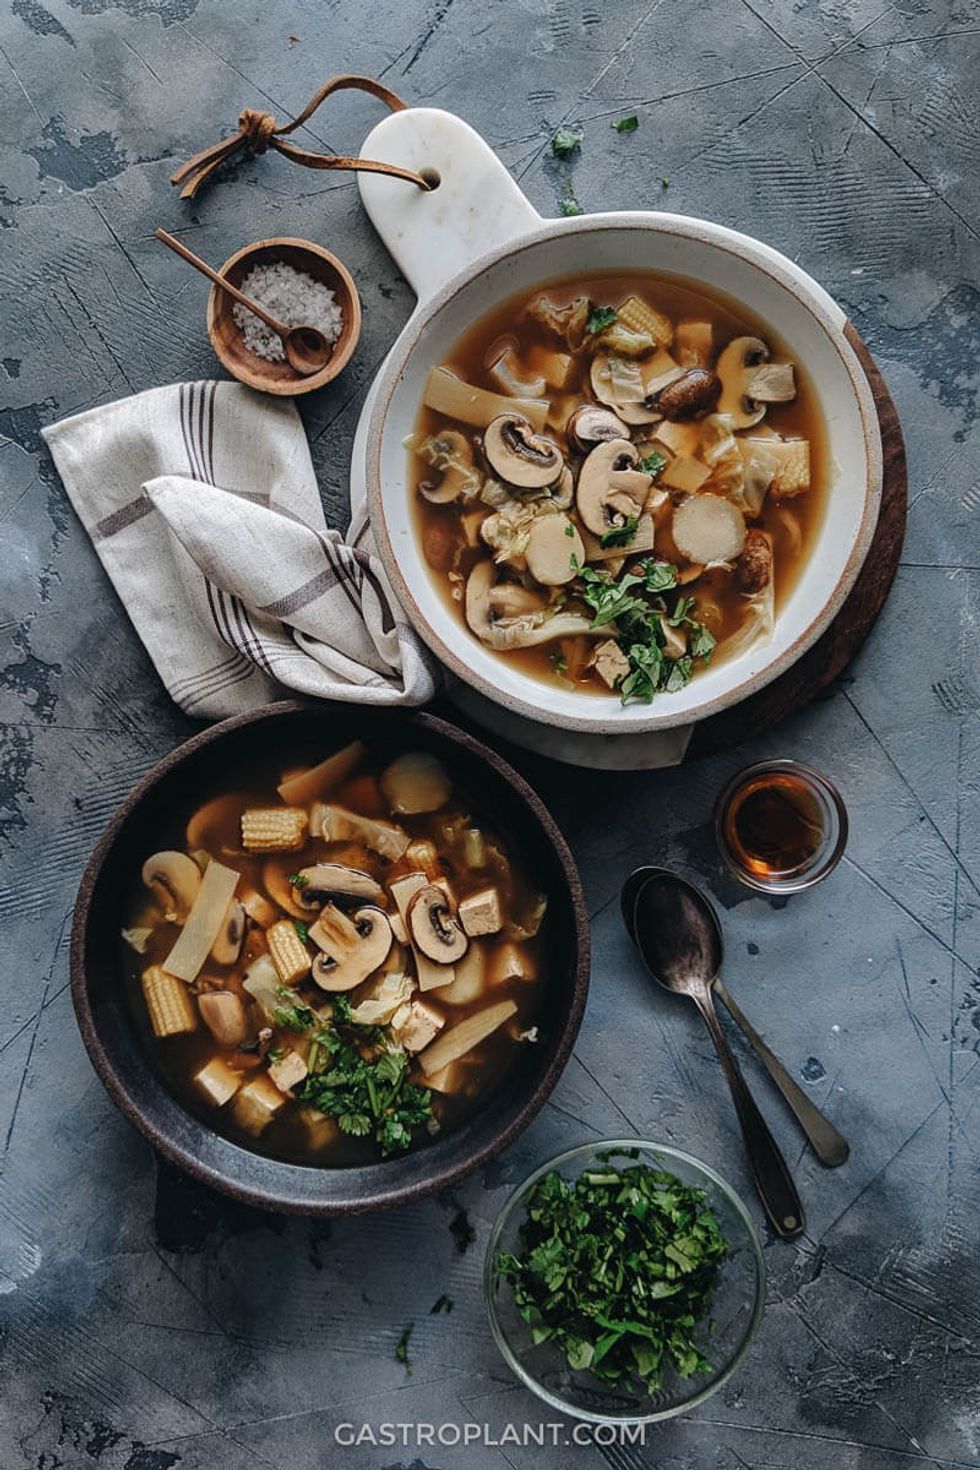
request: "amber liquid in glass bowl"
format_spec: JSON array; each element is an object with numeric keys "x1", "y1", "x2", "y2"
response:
[{"x1": 716, "y1": 760, "x2": 847, "y2": 893}]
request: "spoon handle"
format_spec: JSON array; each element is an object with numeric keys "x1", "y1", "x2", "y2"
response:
[
  {"x1": 714, "y1": 978, "x2": 849, "y2": 1168},
  {"x1": 154, "y1": 229, "x2": 288, "y2": 338},
  {"x1": 691, "y1": 986, "x2": 805, "y2": 1238}
]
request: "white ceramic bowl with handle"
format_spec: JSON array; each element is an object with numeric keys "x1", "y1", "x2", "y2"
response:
[{"x1": 354, "y1": 109, "x2": 882, "y2": 742}]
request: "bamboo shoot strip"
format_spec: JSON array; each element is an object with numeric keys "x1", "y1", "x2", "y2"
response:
[
  {"x1": 419, "y1": 999, "x2": 517, "y2": 1075},
  {"x1": 423, "y1": 366, "x2": 549, "y2": 434},
  {"x1": 277, "y1": 740, "x2": 365, "y2": 805},
  {"x1": 163, "y1": 860, "x2": 240, "y2": 982}
]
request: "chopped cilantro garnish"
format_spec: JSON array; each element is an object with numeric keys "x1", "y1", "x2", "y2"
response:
[
  {"x1": 559, "y1": 196, "x2": 584, "y2": 216},
  {"x1": 586, "y1": 304, "x2": 618, "y2": 335},
  {"x1": 600, "y1": 515, "x2": 639, "y2": 549},
  {"x1": 395, "y1": 1322, "x2": 414, "y2": 1374},
  {"x1": 286, "y1": 873, "x2": 309, "y2": 889},
  {"x1": 272, "y1": 987, "x2": 316, "y2": 1033},
  {"x1": 573, "y1": 558, "x2": 713, "y2": 703},
  {"x1": 449, "y1": 1209, "x2": 476, "y2": 1254},
  {"x1": 551, "y1": 126, "x2": 582, "y2": 159},
  {"x1": 494, "y1": 1157, "x2": 727, "y2": 1397},
  {"x1": 293, "y1": 919, "x2": 309, "y2": 944},
  {"x1": 550, "y1": 650, "x2": 569, "y2": 676},
  {"x1": 299, "y1": 1014, "x2": 432, "y2": 1156},
  {"x1": 662, "y1": 176, "x2": 670, "y2": 188},
  {"x1": 613, "y1": 114, "x2": 639, "y2": 133},
  {"x1": 639, "y1": 449, "x2": 668, "y2": 477},
  {"x1": 430, "y1": 1294, "x2": 455, "y2": 1315},
  {"x1": 564, "y1": 522, "x2": 575, "y2": 537}
]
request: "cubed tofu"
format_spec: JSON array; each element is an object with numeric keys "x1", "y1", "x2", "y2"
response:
[
  {"x1": 591, "y1": 639, "x2": 630, "y2": 691},
  {"x1": 771, "y1": 440, "x2": 810, "y2": 497},
  {"x1": 652, "y1": 420, "x2": 702, "y2": 458},
  {"x1": 231, "y1": 1073, "x2": 287, "y2": 1135},
  {"x1": 424, "y1": 1060, "x2": 466, "y2": 1095},
  {"x1": 193, "y1": 1056, "x2": 243, "y2": 1108},
  {"x1": 660, "y1": 455, "x2": 712, "y2": 493},
  {"x1": 490, "y1": 942, "x2": 537, "y2": 986},
  {"x1": 674, "y1": 319, "x2": 714, "y2": 367},
  {"x1": 459, "y1": 887, "x2": 502, "y2": 938},
  {"x1": 392, "y1": 998, "x2": 445, "y2": 1053},
  {"x1": 268, "y1": 1049, "x2": 309, "y2": 1095},
  {"x1": 295, "y1": 1104, "x2": 340, "y2": 1149}
]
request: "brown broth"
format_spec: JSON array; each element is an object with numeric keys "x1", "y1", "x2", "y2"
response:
[
  {"x1": 119, "y1": 744, "x2": 545, "y2": 1167},
  {"x1": 409, "y1": 270, "x2": 828, "y2": 694}
]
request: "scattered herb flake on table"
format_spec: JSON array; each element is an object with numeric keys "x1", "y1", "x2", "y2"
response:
[
  {"x1": 560, "y1": 197, "x2": 584, "y2": 216},
  {"x1": 430, "y1": 1294, "x2": 455, "y2": 1314},
  {"x1": 395, "y1": 1322, "x2": 414, "y2": 1374},
  {"x1": 551, "y1": 126, "x2": 582, "y2": 159},
  {"x1": 495, "y1": 1159, "x2": 728, "y2": 1394},
  {"x1": 450, "y1": 1208, "x2": 477, "y2": 1254},
  {"x1": 614, "y1": 114, "x2": 639, "y2": 133}
]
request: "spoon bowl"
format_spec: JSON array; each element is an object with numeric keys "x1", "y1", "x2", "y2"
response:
[{"x1": 283, "y1": 324, "x2": 333, "y2": 376}]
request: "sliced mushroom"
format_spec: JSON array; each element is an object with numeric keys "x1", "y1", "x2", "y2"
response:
[
  {"x1": 416, "y1": 429, "x2": 478, "y2": 504},
  {"x1": 142, "y1": 851, "x2": 202, "y2": 921},
  {"x1": 488, "y1": 584, "x2": 549, "y2": 618},
  {"x1": 483, "y1": 413, "x2": 564, "y2": 489},
  {"x1": 310, "y1": 906, "x2": 393, "y2": 992},
  {"x1": 575, "y1": 439, "x2": 653, "y2": 537},
  {"x1": 381, "y1": 753, "x2": 452, "y2": 815},
  {"x1": 650, "y1": 367, "x2": 722, "y2": 421},
  {"x1": 487, "y1": 342, "x2": 548, "y2": 399},
  {"x1": 407, "y1": 885, "x2": 469, "y2": 964},
  {"x1": 716, "y1": 337, "x2": 795, "y2": 429},
  {"x1": 198, "y1": 990, "x2": 250, "y2": 1048},
  {"x1": 465, "y1": 562, "x2": 595, "y2": 648},
  {"x1": 261, "y1": 860, "x2": 310, "y2": 919},
  {"x1": 566, "y1": 404, "x2": 629, "y2": 454},
  {"x1": 524, "y1": 514, "x2": 584, "y2": 586},
  {"x1": 210, "y1": 898, "x2": 246, "y2": 965},
  {"x1": 185, "y1": 794, "x2": 241, "y2": 852},
  {"x1": 550, "y1": 464, "x2": 574, "y2": 510},
  {"x1": 293, "y1": 862, "x2": 385, "y2": 910}
]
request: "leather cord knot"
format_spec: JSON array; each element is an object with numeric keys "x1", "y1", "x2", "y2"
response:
[
  {"x1": 170, "y1": 74, "x2": 433, "y2": 201},
  {"x1": 239, "y1": 108, "x2": 277, "y2": 156}
]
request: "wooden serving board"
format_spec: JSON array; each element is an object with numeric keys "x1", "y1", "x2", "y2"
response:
[{"x1": 688, "y1": 326, "x2": 906, "y2": 758}]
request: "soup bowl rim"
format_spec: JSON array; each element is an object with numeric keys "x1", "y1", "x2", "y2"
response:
[
  {"x1": 366, "y1": 210, "x2": 883, "y2": 735},
  {"x1": 70, "y1": 700, "x2": 590, "y2": 1214}
]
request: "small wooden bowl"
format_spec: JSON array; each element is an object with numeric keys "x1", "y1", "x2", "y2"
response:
[{"x1": 206, "y1": 236, "x2": 361, "y2": 397}]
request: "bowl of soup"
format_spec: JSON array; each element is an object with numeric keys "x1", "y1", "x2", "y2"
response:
[
  {"x1": 71, "y1": 702, "x2": 589, "y2": 1214},
  {"x1": 359, "y1": 111, "x2": 882, "y2": 739}
]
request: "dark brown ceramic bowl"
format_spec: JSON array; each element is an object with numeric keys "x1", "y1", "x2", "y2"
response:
[{"x1": 70, "y1": 702, "x2": 589, "y2": 1215}]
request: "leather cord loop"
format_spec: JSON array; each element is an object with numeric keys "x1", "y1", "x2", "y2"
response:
[{"x1": 170, "y1": 73, "x2": 432, "y2": 200}]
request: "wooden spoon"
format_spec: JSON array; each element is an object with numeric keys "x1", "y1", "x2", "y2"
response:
[{"x1": 155, "y1": 228, "x2": 332, "y2": 376}]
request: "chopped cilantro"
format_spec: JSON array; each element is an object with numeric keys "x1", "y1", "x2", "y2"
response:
[
  {"x1": 395, "y1": 1322, "x2": 414, "y2": 1374},
  {"x1": 662, "y1": 176, "x2": 670, "y2": 189},
  {"x1": 560, "y1": 196, "x2": 584, "y2": 216},
  {"x1": 550, "y1": 650, "x2": 569, "y2": 676},
  {"x1": 293, "y1": 919, "x2": 309, "y2": 944},
  {"x1": 449, "y1": 1209, "x2": 476, "y2": 1254},
  {"x1": 494, "y1": 1156, "x2": 727, "y2": 1397},
  {"x1": 564, "y1": 522, "x2": 575, "y2": 537},
  {"x1": 299, "y1": 1015, "x2": 432, "y2": 1156},
  {"x1": 430, "y1": 1294, "x2": 455, "y2": 1315},
  {"x1": 266, "y1": 1046, "x2": 285, "y2": 1064},
  {"x1": 286, "y1": 872, "x2": 309, "y2": 889},
  {"x1": 272, "y1": 987, "x2": 316, "y2": 1032},
  {"x1": 613, "y1": 114, "x2": 639, "y2": 134},
  {"x1": 639, "y1": 449, "x2": 668, "y2": 478},
  {"x1": 551, "y1": 126, "x2": 582, "y2": 159},
  {"x1": 600, "y1": 515, "x2": 639, "y2": 549},
  {"x1": 586, "y1": 304, "x2": 618, "y2": 335}
]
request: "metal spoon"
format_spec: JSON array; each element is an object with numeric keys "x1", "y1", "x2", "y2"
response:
[
  {"x1": 155, "y1": 228, "x2": 332, "y2": 376},
  {"x1": 622, "y1": 867, "x2": 848, "y2": 1169},
  {"x1": 629, "y1": 868, "x2": 805, "y2": 1237}
]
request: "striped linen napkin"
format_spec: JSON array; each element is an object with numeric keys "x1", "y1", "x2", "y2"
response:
[{"x1": 43, "y1": 380, "x2": 439, "y2": 717}]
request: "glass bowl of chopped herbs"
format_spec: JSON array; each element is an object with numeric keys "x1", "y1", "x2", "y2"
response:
[{"x1": 485, "y1": 1140, "x2": 765, "y2": 1422}]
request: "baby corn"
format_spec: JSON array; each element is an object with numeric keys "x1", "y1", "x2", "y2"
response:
[
  {"x1": 241, "y1": 807, "x2": 307, "y2": 853},
  {"x1": 266, "y1": 918, "x2": 312, "y2": 985},
  {"x1": 142, "y1": 965, "x2": 197, "y2": 1038},
  {"x1": 617, "y1": 294, "x2": 673, "y2": 349}
]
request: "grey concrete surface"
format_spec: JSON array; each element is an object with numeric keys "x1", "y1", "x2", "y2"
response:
[{"x1": 2, "y1": 1, "x2": 980, "y2": 1466}]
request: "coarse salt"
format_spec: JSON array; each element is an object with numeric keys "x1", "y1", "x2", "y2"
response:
[{"x1": 232, "y1": 260, "x2": 343, "y2": 363}]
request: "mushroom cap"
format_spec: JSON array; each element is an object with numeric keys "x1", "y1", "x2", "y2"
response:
[
  {"x1": 381, "y1": 753, "x2": 452, "y2": 815},
  {"x1": 310, "y1": 905, "x2": 393, "y2": 992},
  {"x1": 418, "y1": 429, "x2": 474, "y2": 504},
  {"x1": 210, "y1": 898, "x2": 247, "y2": 965},
  {"x1": 294, "y1": 862, "x2": 384, "y2": 910},
  {"x1": 483, "y1": 413, "x2": 564, "y2": 489},
  {"x1": 566, "y1": 404, "x2": 629, "y2": 454},
  {"x1": 142, "y1": 850, "x2": 202, "y2": 920},
  {"x1": 575, "y1": 438, "x2": 652, "y2": 537},
  {"x1": 525, "y1": 514, "x2": 584, "y2": 586},
  {"x1": 407, "y1": 885, "x2": 469, "y2": 963},
  {"x1": 716, "y1": 336, "x2": 770, "y2": 429}
]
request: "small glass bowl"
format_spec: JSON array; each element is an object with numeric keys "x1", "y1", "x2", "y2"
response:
[
  {"x1": 714, "y1": 758, "x2": 848, "y2": 895},
  {"x1": 483, "y1": 1140, "x2": 765, "y2": 1425}
]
